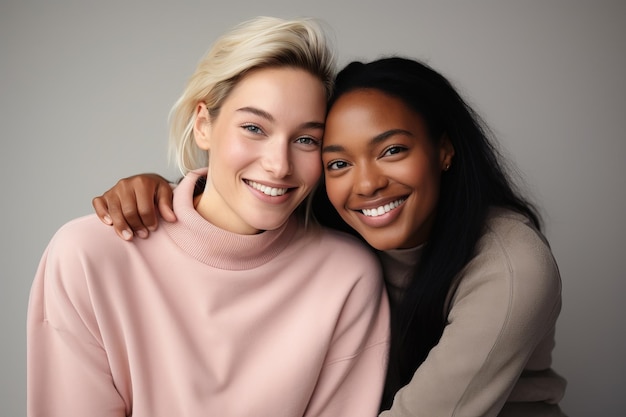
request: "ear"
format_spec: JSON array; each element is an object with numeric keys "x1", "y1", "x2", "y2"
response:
[
  {"x1": 439, "y1": 134, "x2": 455, "y2": 172},
  {"x1": 194, "y1": 102, "x2": 211, "y2": 151}
]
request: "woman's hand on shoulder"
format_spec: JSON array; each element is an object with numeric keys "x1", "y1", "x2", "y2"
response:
[{"x1": 92, "y1": 174, "x2": 176, "y2": 241}]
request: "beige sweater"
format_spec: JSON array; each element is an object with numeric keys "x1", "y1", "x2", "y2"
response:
[{"x1": 379, "y1": 208, "x2": 566, "y2": 417}]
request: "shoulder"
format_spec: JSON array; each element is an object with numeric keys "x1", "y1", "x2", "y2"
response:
[
  {"x1": 35, "y1": 215, "x2": 129, "y2": 327},
  {"x1": 42, "y1": 214, "x2": 146, "y2": 290},
  {"x1": 315, "y1": 227, "x2": 380, "y2": 270},
  {"x1": 47, "y1": 214, "x2": 127, "y2": 260},
  {"x1": 481, "y1": 208, "x2": 559, "y2": 280},
  {"x1": 289, "y1": 225, "x2": 383, "y2": 292},
  {"x1": 456, "y1": 208, "x2": 561, "y2": 308}
]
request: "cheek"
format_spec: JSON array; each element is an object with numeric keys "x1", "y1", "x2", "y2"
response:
[
  {"x1": 324, "y1": 175, "x2": 351, "y2": 214},
  {"x1": 296, "y1": 152, "x2": 323, "y2": 186},
  {"x1": 406, "y1": 160, "x2": 442, "y2": 212},
  {"x1": 209, "y1": 130, "x2": 250, "y2": 165},
  {"x1": 226, "y1": 136, "x2": 254, "y2": 159},
  {"x1": 403, "y1": 151, "x2": 441, "y2": 188}
]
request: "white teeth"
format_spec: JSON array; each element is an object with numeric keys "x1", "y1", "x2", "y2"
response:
[
  {"x1": 361, "y1": 199, "x2": 406, "y2": 217},
  {"x1": 246, "y1": 180, "x2": 288, "y2": 196}
]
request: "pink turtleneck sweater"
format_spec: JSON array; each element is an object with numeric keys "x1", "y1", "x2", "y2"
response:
[{"x1": 27, "y1": 169, "x2": 390, "y2": 417}]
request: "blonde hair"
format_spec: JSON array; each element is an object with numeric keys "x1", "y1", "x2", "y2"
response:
[{"x1": 169, "y1": 16, "x2": 336, "y2": 175}]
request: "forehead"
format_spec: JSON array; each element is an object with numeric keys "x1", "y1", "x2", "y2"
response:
[
  {"x1": 225, "y1": 67, "x2": 326, "y2": 110},
  {"x1": 211, "y1": 67, "x2": 327, "y2": 129},
  {"x1": 325, "y1": 89, "x2": 425, "y2": 142}
]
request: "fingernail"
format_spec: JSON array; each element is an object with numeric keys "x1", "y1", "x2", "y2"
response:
[
  {"x1": 103, "y1": 215, "x2": 112, "y2": 225},
  {"x1": 122, "y1": 230, "x2": 133, "y2": 240},
  {"x1": 137, "y1": 230, "x2": 148, "y2": 239}
]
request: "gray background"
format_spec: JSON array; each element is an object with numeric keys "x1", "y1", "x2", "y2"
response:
[{"x1": 2, "y1": 0, "x2": 625, "y2": 415}]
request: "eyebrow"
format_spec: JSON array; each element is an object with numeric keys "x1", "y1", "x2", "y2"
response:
[
  {"x1": 322, "y1": 128, "x2": 413, "y2": 154},
  {"x1": 237, "y1": 106, "x2": 275, "y2": 122},
  {"x1": 237, "y1": 106, "x2": 325, "y2": 130}
]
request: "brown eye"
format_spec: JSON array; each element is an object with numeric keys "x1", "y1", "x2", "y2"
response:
[
  {"x1": 327, "y1": 160, "x2": 349, "y2": 170},
  {"x1": 383, "y1": 145, "x2": 407, "y2": 156}
]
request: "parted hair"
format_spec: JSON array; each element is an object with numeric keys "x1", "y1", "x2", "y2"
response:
[{"x1": 169, "y1": 16, "x2": 336, "y2": 174}]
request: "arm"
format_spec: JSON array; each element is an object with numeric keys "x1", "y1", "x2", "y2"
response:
[
  {"x1": 305, "y1": 254, "x2": 390, "y2": 417},
  {"x1": 380, "y1": 216, "x2": 562, "y2": 417},
  {"x1": 27, "y1": 225, "x2": 127, "y2": 416},
  {"x1": 92, "y1": 173, "x2": 176, "y2": 241}
]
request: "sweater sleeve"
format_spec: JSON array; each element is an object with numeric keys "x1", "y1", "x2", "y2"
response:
[
  {"x1": 27, "y1": 221, "x2": 127, "y2": 417},
  {"x1": 380, "y1": 215, "x2": 562, "y2": 417},
  {"x1": 304, "y1": 250, "x2": 390, "y2": 417}
]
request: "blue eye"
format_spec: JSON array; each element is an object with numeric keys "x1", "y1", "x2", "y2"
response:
[
  {"x1": 295, "y1": 136, "x2": 320, "y2": 146},
  {"x1": 242, "y1": 124, "x2": 263, "y2": 134}
]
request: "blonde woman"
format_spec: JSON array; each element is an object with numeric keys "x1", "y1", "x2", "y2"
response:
[{"x1": 27, "y1": 17, "x2": 389, "y2": 417}]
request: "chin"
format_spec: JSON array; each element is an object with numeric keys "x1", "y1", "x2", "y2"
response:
[
  {"x1": 358, "y1": 233, "x2": 402, "y2": 251},
  {"x1": 252, "y1": 218, "x2": 291, "y2": 232},
  {"x1": 359, "y1": 226, "x2": 421, "y2": 250},
  {"x1": 368, "y1": 241, "x2": 400, "y2": 251}
]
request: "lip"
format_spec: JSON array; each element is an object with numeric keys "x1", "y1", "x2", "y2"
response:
[
  {"x1": 350, "y1": 197, "x2": 407, "y2": 227},
  {"x1": 244, "y1": 179, "x2": 295, "y2": 204}
]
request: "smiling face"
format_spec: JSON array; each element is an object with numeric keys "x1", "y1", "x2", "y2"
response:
[
  {"x1": 193, "y1": 67, "x2": 327, "y2": 234},
  {"x1": 322, "y1": 89, "x2": 454, "y2": 250}
]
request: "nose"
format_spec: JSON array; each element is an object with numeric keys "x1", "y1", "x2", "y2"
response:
[
  {"x1": 353, "y1": 162, "x2": 388, "y2": 196},
  {"x1": 261, "y1": 139, "x2": 293, "y2": 178}
]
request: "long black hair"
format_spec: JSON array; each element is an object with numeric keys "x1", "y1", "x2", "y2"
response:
[{"x1": 312, "y1": 57, "x2": 540, "y2": 409}]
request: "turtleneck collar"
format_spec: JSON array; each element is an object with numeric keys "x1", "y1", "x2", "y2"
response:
[
  {"x1": 377, "y1": 244, "x2": 425, "y2": 305},
  {"x1": 163, "y1": 168, "x2": 298, "y2": 270}
]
